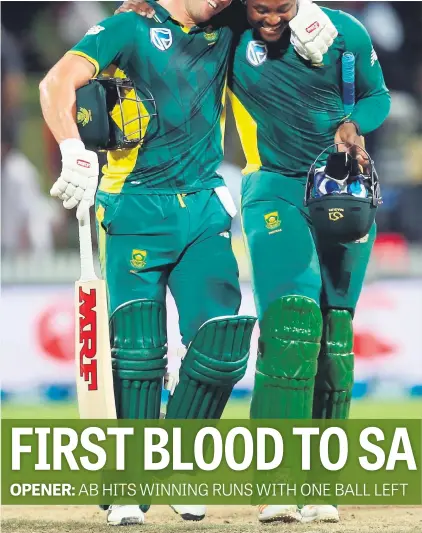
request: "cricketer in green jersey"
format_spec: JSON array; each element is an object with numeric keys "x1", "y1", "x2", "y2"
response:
[
  {"x1": 40, "y1": 0, "x2": 258, "y2": 525},
  {"x1": 227, "y1": 0, "x2": 390, "y2": 523},
  {"x1": 230, "y1": 0, "x2": 390, "y2": 415},
  {"x1": 41, "y1": 0, "x2": 263, "y2": 404},
  {"x1": 40, "y1": 0, "x2": 341, "y2": 524}
]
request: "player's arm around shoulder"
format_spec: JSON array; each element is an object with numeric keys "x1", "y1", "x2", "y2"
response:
[
  {"x1": 115, "y1": 0, "x2": 156, "y2": 18},
  {"x1": 289, "y1": 0, "x2": 338, "y2": 65}
]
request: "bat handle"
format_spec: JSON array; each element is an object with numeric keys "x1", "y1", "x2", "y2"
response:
[
  {"x1": 78, "y1": 210, "x2": 98, "y2": 282},
  {"x1": 342, "y1": 51, "x2": 355, "y2": 116}
]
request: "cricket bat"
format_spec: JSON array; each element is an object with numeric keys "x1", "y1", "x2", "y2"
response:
[{"x1": 75, "y1": 210, "x2": 116, "y2": 419}]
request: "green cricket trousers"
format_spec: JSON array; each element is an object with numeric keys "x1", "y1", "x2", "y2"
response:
[
  {"x1": 95, "y1": 188, "x2": 241, "y2": 346},
  {"x1": 241, "y1": 170, "x2": 376, "y2": 320}
]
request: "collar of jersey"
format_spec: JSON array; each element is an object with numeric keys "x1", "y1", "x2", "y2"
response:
[{"x1": 150, "y1": 1, "x2": 207, "y2": 34}]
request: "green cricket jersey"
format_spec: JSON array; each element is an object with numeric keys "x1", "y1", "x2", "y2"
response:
[
  {"x1": 229, "y1": 8, "x2": 391, "y2": 177},
  {"x1": 69, "y1": 4, "x2": 234, "y2": 194}
]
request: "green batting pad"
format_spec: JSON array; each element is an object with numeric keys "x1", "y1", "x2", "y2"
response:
[
  {"x1": 110, "y1": 299, "x2": 167, "y2": 419},
  {"x1": 166, "y1": 315, "x2": 256, "y2": 419},
  {"x1": 250, "y1": 295, "x2": 322, "y2": 419},
  {"x1": 313, "y1": 309, "x2": 354, "y2": 419}
]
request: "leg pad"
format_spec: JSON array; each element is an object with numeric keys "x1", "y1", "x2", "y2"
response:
[
  {"x1": 166, "y1": 315, "x2": 256, "y2": 419},
  {"x1": 251, "y1": 295, "x2": 323, "y2": 419},
  {"x1": 312, "y1": 309, "x2": 354, "y2": 419},
  {"x1": 110, "y1": 299, "x2": 167, "y2": 419}
]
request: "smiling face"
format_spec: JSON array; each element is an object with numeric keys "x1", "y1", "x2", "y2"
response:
[
  {"x1": 247, "y1": 0, "x2": 298, "y2": 43},
  {"x1": 185, "y1": 0, "x2": 233, "y2": 24}
]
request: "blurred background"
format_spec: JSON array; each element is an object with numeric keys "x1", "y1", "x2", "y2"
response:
[{"x1": 1, "y1": 1, "x2": 421, "y2": 419}]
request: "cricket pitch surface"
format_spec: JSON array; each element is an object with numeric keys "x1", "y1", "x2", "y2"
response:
[{"x1": 2, "y1": 505, "x2": 421, "y2": 533}]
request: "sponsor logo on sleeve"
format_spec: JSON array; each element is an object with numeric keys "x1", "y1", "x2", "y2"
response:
[
  {"x1": 371, "y1": 47, "x2": 378, "y2": 66},
  {"x1": 85, "y1": 25, "x2": 105, "y2": 36},
  {"x1": 355, "y1": 233, "x2": 369, "y2": 243}
]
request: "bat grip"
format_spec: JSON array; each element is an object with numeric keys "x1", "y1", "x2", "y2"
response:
[
  {"x1": 342, "y1": 52, "x2": 355, "y2": 116},
  {"x1": 78, "y1": 211, "x2": 98, "y2": 282}
]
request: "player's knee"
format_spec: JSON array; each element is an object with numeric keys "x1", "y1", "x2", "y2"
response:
[
  {"x1": 110, "y1": 299, "x2": 168, "y2": 371},
  {"x1": 182, "y1": 315, "x2": 256, "y2": 386},
  {"x1": 180, "y1": 289, "x2": 242, "y2": 347},
  {"x1": 110, "y1": 299, "x2": 168, "y2": 418},
  {"x1": 317, "y1": 308, "x2": 354, "y2": 390},
  {"x1": 258, "y1": 295, "x2": 323, "y2": 378}
]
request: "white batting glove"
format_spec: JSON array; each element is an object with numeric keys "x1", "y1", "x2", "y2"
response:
[
  {"x1": 290, "y1": 0, "x2": 338, "y2": 65},
  {"x1": 51, "y1": 139, "x2": 99, "y2": 221}
]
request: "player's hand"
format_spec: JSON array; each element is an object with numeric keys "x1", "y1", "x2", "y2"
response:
[
  {"x1": 290, "y1": 1, "x2": 338, "y2": 65},
  {"x1": 50, "y1": 139, "x2": 99, "y2": 221},
  {"x1": 115, "y1": 0, "x2": 155, "y2": 17},
  {"x1": 335, "y1": 123, "x2": 368, "y2": 168}
]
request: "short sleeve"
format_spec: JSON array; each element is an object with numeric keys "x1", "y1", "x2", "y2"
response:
[{"x1": 68, "y1": 12, "x2": 139, "y2": 76}]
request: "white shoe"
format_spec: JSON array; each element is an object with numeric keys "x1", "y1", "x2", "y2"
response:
[
  {"x1": 301, "y1": 505, "x2": 340, "y2": 523},
  {"x1": 258, "y1": 505, "x2": 301, "y2": 523},
  {"x1": 170, "y1": 505, "x2": 206, "y2": 521},
  {"x1": 106, "y1": 505, "x2": 145, "y2": 526}
]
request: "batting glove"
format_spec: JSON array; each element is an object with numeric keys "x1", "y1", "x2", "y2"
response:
[
  {"x1": 290, "y1": 1, "x2": 338, "y2": 65},
  {"x1": 51, "y1": 139, "x2": 99, "y2": 221}
]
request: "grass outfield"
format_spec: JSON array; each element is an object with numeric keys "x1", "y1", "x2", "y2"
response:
[{"x1": 2, "y1": 398, "x2": 422, "y2": 419}]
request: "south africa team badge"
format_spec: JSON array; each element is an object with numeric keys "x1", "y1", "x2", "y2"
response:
[
  {"x1": 130, "y1": 250, "x2": 147, "y2": 269},
  {"x1": 150, "y1": 28, "x2": 173, "y2": 51},
  {"x1": 247, "y1": 41, "x2": 267, "y2": 67},
  {"x1": 264, "y1": 212, "x2": 282, "y2": 234},
  {"x1": 204, "y1": 26, "x2": 220, "y2": 45}
]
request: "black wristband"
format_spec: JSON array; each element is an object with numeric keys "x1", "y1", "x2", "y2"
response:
[{"x1": 341, "y1": 119, "x2": 362, "y2": 136}]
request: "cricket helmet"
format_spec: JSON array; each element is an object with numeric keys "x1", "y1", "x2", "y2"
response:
[
  {"x1": 75, "y1": 77, "x2": 157, "y2": 151},
  {"x1": 304, "y1": 143, "x2": 382, "y2": 243}
]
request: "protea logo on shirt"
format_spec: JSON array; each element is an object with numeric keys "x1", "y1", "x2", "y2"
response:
[
  {"x1": 150, "y1": 28, "x2": 173, "y2": 51},
  {"x1": 246, "y1": 41, "x2": 267, "y2": 67}
]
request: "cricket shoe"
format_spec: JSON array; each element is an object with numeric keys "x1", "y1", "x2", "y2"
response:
[
  {"x1": 106, "y1": 505, "x2": 145, "y2": 526},
  {"x1": 301, "y1": 505, "x2": 340, "y2": 523},
  {"x1": 258, "y1": 505, "x2": 301, "y2": 523},
  {"x1": 170, "y1": 505, "x2": 206, "y2": 521}
]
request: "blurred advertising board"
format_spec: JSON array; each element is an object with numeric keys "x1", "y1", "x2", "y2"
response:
[{"x1": 1, "y1": 280, "x2": 421, "y2": 400}]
